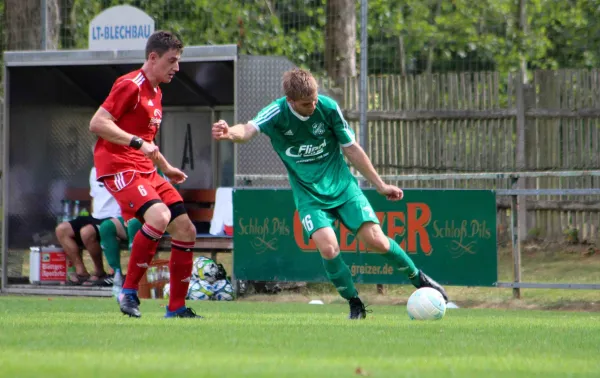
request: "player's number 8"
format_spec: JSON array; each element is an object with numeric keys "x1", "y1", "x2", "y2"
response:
[
  {"x1": 301, "y1": 214, "x2": 313, "y2": 232},
  {"x1": 138, "y1": 185, "x2": 148, "y2": 196}
]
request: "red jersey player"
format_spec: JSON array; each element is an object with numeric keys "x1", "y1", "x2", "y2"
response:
[{"x1": 90, "y1": 31, "x2": 200, "y2": 319}]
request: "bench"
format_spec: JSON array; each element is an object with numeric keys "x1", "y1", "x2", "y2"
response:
[{"x1": 64, "y1": 187, "x2": 233, "y2": 262}]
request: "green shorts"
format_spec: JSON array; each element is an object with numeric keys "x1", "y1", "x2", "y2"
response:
[{"x1": 298, "y1": 193, "x2": 379, "y2": 238}]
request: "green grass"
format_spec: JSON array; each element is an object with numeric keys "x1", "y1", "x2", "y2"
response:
[
  {"x1": 268, "y1": 248, "x2": 600, "y2": 311},
  {"x1": 9, "y1": 245, "x2": 600, "y2": 310},
  {"x1": 1, "y1": 296, "x2": 599, "y2": 378}
]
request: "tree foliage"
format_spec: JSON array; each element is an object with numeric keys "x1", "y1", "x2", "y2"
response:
[
  {"x1": 3, "y1": 0, "x2": 600, "y2": 76},
  {"x1": 367, "y1": 0, "x2": 600, "y2": 74}
]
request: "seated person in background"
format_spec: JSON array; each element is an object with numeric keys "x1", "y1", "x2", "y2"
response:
[{"x1": 55, "y1": 167, "x2": 121, "y2": 285}]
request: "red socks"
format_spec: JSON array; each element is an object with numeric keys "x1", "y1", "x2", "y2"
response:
[
  {"x1": 122, "y1": 223, "x2": 162, "y2": 291},
  {"x1": 168, "y1": 240, "x2": 195, "y2": 312}
]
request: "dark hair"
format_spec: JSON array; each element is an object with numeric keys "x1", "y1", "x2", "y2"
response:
[{"x1": 145, "y1": 30, "x2": 183, "y2": 59}]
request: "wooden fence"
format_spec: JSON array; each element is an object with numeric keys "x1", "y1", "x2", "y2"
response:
[{"x1": 323, "y1": 70, "x2": 600, "y2": 242}]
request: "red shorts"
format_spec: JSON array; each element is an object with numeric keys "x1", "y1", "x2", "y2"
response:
[{"x1": 102, "y1": 170, "x2": 183, "y2": 221}]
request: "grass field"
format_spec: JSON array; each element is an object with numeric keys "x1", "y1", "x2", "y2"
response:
[
  {"x1": 1, "y1": 296, "x2": 599, "y2": 378},
  {"x1": 238, "y1": 245, "x2": 600, "y2": 313},
  {"x1": 14, "y1": 242, "x2": 600, "y2": 310}
]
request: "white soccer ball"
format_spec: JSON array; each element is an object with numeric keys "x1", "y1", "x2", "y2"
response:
[
  {"x1": 187, "y1": 279, "x2": 214, "y2": 301},
  {"x1": 191, "y1": 257, "x2": 211, "y2": 278},
  {"x1": 193, "y1": 257, "x2": 219, "y2": 283},
  {"x1": 162, "y1": 283, "x2": 170, "y2": 299},
  {"x1": 212, "y1": 279, "x2": 234, "y2": 301},
  {"x1": 406, "y1": 287, "x2": 446, "y2": 320}
]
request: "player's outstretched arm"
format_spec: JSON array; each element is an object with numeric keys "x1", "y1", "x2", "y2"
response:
[
  {"x1": 212, "y1": 120, "x2": 258, "y2": 143},
  {"x1": 343, "y1": 143, "x2": 385, "y2": 189},
  {"x1": 343, "y1": 143, "x2": 403, "y2": 201}
]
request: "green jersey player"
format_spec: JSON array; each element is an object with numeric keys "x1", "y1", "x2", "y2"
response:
[{"x1": 212, "y1": 68, "x2": 448, "y2": 319}]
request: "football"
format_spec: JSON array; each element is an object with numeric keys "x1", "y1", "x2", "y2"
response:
[
  {"x1": 187, "y1": 279, "x2": 214, "y2": 300},
  {"x1": 192, "y1": 257, "x2": 219, "y2": 283},
  {"x1": 406, "y1": 287, "x2": 446, "y2": 320},
  {"x1": 162, "y1": 283, "x2": 170, "y2": 299},
  {"x1": 212, "y1": 279, "x2": 234, "y2": 301}
]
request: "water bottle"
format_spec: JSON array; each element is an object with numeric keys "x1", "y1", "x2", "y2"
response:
[
  {"x1": 62, "y1": 200, "x2": 72, "y2": 223},
  {"x1": 149, "y1": 267, "x2": 157, "y2": 283},
  {"x1": 160, "y1": 266, "x2": 169, "y2": 281},
  {"x1": 57, "y1": 200, "x2": 66, "y2": 225},
  {"x1": 66, "y1": 257, "x2": 76, "y2": 281},
  {"x1": 72, "y1": 200, "x2": 80, "y2": 219},
  {"x1": 112, "y1": 269, "x2": 123, "y2": 298}
]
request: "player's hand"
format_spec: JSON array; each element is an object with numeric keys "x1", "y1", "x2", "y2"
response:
[
  {"x1": 140, "y1": 142, "x2": 159, "y2": 159},
  {"x1": 163, "y1": 166, "x2": 188, "y2": 184},
  {"x1": 377, "y1": 184, "x2": 404, "y2": 201},
  {"x1": 212, "y1": 120, "x2": 230, "y2": 140}
]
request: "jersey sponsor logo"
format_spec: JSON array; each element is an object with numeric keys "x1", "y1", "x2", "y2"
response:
[
  {"x1": 311, "y1": 122, "x2": 325, "y2": 136},
  {"x1": 149, "y1": 108, "x2": 162, "y2": 129},
  {"x1": 285, "y1": 139, "x2": 327, "y2": 159}
]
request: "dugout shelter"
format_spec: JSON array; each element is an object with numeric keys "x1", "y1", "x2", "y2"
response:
[{"x1": 1, "y1": 45, "x2": 294, "y2": 293}]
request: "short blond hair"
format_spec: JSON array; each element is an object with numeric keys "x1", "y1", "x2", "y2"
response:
[{"x1": 282, "y1": 68, "x2": 318, "y2": 100}]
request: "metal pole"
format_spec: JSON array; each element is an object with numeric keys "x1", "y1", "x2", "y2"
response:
[
  {"x1": 40, "y1": 0, "x2": 47, "y2": 50},
  {"x1": 359, "y1": 0, "x2": 368, "y2": 151},
  {"x1": 519, "y1": 0, "x2": 528, "y2": 84},
  {"x1": 359, "y1": 0, "x2": 382, "y2": 294},
  {"x1": 515, "y1": 67, "x2": 527, "y2": 260},
  {"x1": 510, "y1": 178, "x2": 522, "y2": 299},
  {"x1": 515, "y1": 0, "x2": 528, "y2": 277},
  {"x1": 1, "y1": 70, "x2": 9, "y2": 291}
]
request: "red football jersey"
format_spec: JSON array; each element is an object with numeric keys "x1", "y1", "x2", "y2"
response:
[{"x1": 94, "y1": 69, "x2": 162, "y2": 178}]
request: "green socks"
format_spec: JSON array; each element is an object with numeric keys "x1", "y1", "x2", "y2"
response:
[
  {"x1": 126, "y1": 218, "x2": 143, "y2": 249},
  {"x1": 322, "y1": 254, "x2": 358, "y2": 300},
  {"x1": 385, "y1": 237, "x2": 420, "y2": 286},
  {"x1": 321, "y1": 238, "x2": 420, "y2": 299},
  {"x1": 99, "y1": 218, "x2": 143, "y2": 273},
  {"x1": 99, "y1": 220, "x2": 121, "y2": 272}
]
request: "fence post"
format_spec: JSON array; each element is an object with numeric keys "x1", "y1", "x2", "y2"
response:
[
  {"x1": 515, "y1": 66, "x2": 528, "y2": 260},
  {"x1": 358, "y1": 0, "x2": 383, "y2": 295},
  {"x1": 359, "y1": 0, "x2": 368, "y2": 147},
  {"x1": 40, "y1": 0, "x2": 47, "y2": 50},
  {"x1": 1, "y1": 94, "x2": 5, "y2": 291},
  {"x1": 510, "y1": 177, "x2": 522, "y2": 299}
]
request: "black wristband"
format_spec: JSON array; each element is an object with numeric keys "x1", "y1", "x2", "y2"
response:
[{"x1": 129, "y1": 136, "x2": 144, "y2": 150}]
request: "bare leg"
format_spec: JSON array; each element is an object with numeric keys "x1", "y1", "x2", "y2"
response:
[
  {"x1": 55, "y1": 222, "x2": 88, "y2": 279},
  {"x1": 80, "y1": 224, "x2": 106, "y2": 278}
]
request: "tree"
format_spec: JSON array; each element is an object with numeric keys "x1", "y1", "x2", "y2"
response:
[
  {"x1": 325, "y1": 0, "x2": 356, "y2": 86},
  {"x1": 5, "y1": 0, "x2": 60, "y2": 50},
  {"x1": 6, "y1": 0, "x2": 600, "y2": 75}
]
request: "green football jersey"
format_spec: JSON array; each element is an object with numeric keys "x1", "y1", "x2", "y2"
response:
[{"x1": 250, "y1": 95, "x2": 362, "y2": 209}]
